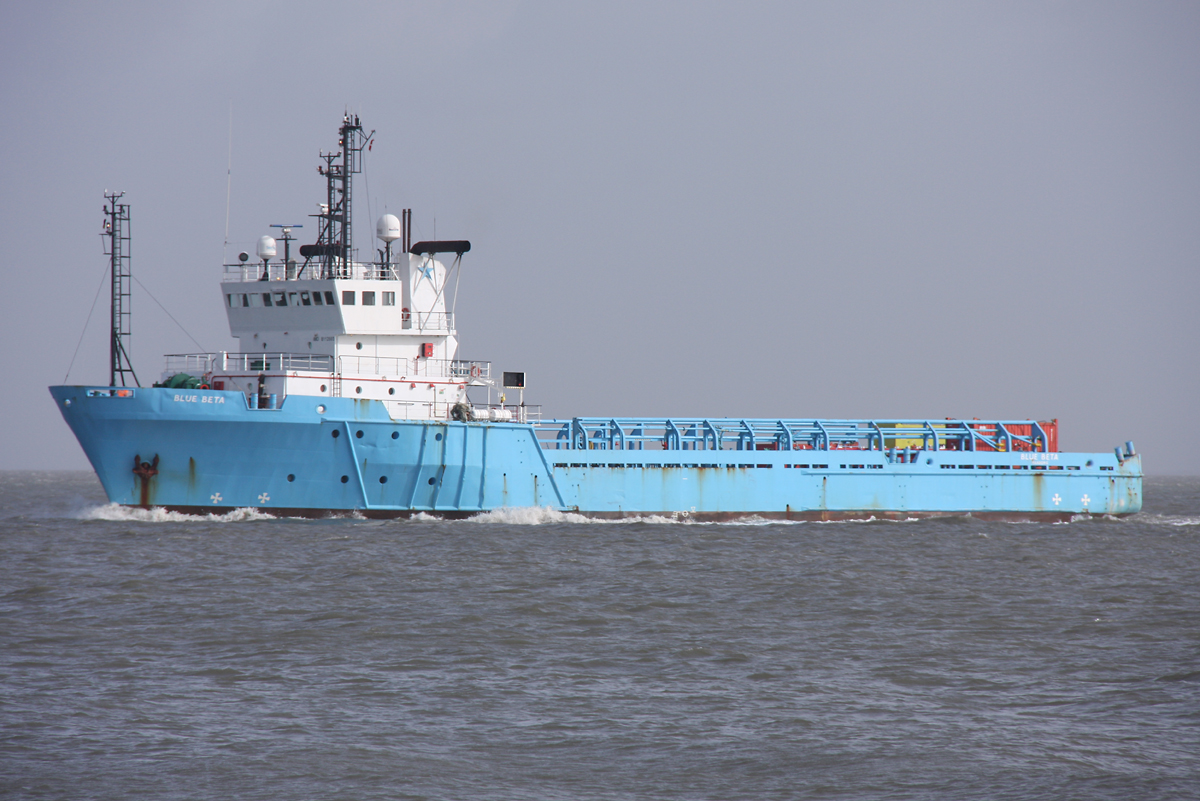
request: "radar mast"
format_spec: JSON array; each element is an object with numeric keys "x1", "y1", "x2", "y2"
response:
[{"x1": 312, "y1": 114, "x2": 374, "y2": 278}]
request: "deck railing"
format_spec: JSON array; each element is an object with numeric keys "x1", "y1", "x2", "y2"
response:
[
  {"x1": 165, "y1": 353, "x2": 336, "y2": 374},
  {"x1": 335, "y1": 357, "x2": 490, "y2": 381},
  {"x1": 223, "y1": 261, "x2": 403, "y2": 282},
  {"x1": 164, "y1": 353, "x2": 490, "y2": 382},
  {"x1": 533, "y1": 418, "x2": 1052, "y2": 453}
]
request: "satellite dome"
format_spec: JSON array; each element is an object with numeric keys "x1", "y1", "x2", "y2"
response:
[
  {"x1": 256, "y1": 235, "x2": 277, "y2": 260},
  {"x1": 377, "y1": 213, "x2": 401, "y2": 243}
]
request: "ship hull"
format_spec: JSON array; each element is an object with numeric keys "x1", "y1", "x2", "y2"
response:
[{"x1": 50, "y1": 386, "x2": 1143, "y2": 519}]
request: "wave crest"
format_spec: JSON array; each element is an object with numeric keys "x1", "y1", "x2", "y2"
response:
[{"x1": 80, "y1": 504, "x2": 276, "y2": 523}]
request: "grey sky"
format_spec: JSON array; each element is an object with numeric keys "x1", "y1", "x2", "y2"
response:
[{"x1": 3, "y1": 1, "x2": 1197, "y2": 473}]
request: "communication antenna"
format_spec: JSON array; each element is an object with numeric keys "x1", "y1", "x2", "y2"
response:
[
  {"x1": 270, "y1": 223, "x2": 302, "y2": 278},
  {"x1": 103, "y1": 191, "x2": 139, "y2": 387}
]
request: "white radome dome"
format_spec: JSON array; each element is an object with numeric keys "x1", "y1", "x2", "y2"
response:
[
  {"x1": 256, "y1": 235, "x2": 277, "y2": 260},
  {"x1": 377, "y1": 213, "x2": 402, "y2": 243}
]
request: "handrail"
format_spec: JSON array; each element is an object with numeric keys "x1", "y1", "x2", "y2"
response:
[
  {"x1": 223, "y1": 261, "x2": 408, "y2": 282},
  {"x1": 164, "y1": 352, "x2": 335, "y2": 374},
  {"x1": 163, "y1": 353, "x2": 489, "y2": 381}
]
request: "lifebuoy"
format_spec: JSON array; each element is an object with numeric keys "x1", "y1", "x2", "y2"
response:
[
  {"x1": 401, "y1": 307, "x2": 410, "y2": 322},
  {"x1": 199, "y1": 383, "x2": 210, "y2": 390},
  {"x1": 469, "y1": 365, "x2": 481, "y2": 378}
]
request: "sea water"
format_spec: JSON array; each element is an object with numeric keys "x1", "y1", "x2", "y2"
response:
[{"x1": 2, "y1": 472, "x2": 1198, "y2": 800}]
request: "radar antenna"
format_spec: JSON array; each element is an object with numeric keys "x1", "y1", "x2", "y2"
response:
[
  {"x1": 103, "y1": 191, "x2": 139, "y2": 387},
  {"x1": 311, "y1": 115, "x2": 374, "y2": 278}
]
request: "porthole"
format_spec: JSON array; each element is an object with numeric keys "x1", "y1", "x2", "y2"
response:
[
  {"x1": 428, "y1": 477, "x2": 436, "y2": 485},
  {"x1": 355, "y1": 386, "x2": 362, "y2": 394},
  {"x1": 287, "y1": 474, "x2": 295, "y2": 482},
  {"x1": 356, "y1": 430, "x2": 364, "y2": 438},
  {"x1": 317, "y1": 404, "x2": 326, "y2": 414},
  {"x1": 332, "y1": 430, "x2": 340, "y2": 438},
  {"x1": 341, "y1": 475, "x2": 349, "y2": 483},
  {"x1": 64, "y1": 399, "x2": 71, "y2": 407},
  {"x1": 356, "y1": 342, "x2": 363, "y2": 350},
  {"x1": 926, "y1": 458, "x2": 933, "y2": 464},
  {"x1": 379, "y1": 476, "x2": 388, "y2": 484},
  {"x1": 320, "y1": 384, "x2": 327, "y2": 392},
  {"x1": 391, "y1": 431, "x2": 399, "y2": 440},
  {"x1": 388, "y1": 387, "x2": 395, "y2": 395},
  {"x1": 435, "y1": 433, "x2": 443, "y2": 441},
  {"x1": 1086, "y1": 459, "x2": 1094, "y2": 467}
]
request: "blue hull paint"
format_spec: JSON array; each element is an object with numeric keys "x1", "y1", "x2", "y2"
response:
[{"x1": 50, "y1": 386, "x2": 1143, "y2": 519}]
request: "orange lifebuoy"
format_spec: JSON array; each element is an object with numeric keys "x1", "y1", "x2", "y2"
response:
[
  {"x1": 469, "y1": 365, "x2": 481, "y2": 378},
  {"x1": 401, "y1": 307, "x2": 411, "y2": 322},
  {"x1": 199, "y1": 383, "x2": 210, "y2": 390}
]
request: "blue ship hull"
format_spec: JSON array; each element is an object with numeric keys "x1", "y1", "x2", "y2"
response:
[{"x1": 50, "y1": 386, "x2": 1143, "y2": 520}]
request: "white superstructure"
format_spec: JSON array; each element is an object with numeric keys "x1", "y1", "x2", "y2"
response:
[
  {"x1": 159, "y1": 115, "x2": 515, "y2": 421},
  {"x1": 164, "y1": 243, "x2": 492, "y2": 421}
]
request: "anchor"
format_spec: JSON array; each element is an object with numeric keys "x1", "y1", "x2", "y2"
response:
[{"x1": 132, "y1": 454, "x2": 159, "y2": 508}]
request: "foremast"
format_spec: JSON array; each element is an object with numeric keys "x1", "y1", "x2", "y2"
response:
[{"x1": 103, "y1": 192, "x2": 139, "y2": 387}]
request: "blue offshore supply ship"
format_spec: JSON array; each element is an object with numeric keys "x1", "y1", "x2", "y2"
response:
[{"x1": 51, "y1": 117, "x2": 1143, "y2": 521}]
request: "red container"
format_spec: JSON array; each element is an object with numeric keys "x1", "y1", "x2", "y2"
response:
[{"x1": 1041, "y1": 419, "x2": 1059, "y2": 452}]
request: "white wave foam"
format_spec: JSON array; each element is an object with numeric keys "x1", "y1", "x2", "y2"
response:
[
  {"x1": 467, "y1": 506, "x2": 603, "y2": 525},
  {"x1": 1136, "y1": 514, "x2": 1200, "y2": 527},
  {"x1": 464, "y1": 507, "x2": 874, "y2": 526},
  {"x1": 80, "y1": 504, "x2": 277, "y2": 523}
]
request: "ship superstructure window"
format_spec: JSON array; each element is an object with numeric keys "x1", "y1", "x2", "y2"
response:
[
  {"x1": 362, "y1": 291, "x2": 376, "y2": 306},
  {"x1": 288, "y1": 292, "x2": 299, "y2": 306},
  {"x1": 300, "y1": 292, "x2": 312, "y2": 306},
  {"x1": 312, "y1": 292, "x2": 324, "y2": 305},
  {"x1": 324, "y1": 291, "x2": 336, "y2": 305},
  {"x1": 227, "y1": 294, "x2": 235, "y2": 307},
  {"x1": 342, "y1": 291, "x2": 355, "y2": 305},
  {"x1": 383, "y1": 292, "x2": 395, "y2": 306},
  {"x1": 273, "y1": 292, "x2": 287, "y2": 306},
  {"x1": 262, "y1": 292, "x2": 272, "y2": 307}
]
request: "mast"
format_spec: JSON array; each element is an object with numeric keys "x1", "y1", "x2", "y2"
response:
[
  {"x1": 103, "y1": 191, "x2": 139, "y2": 387},
  {"x1": 312, "y1": 115, "x2": 373, "y2": 278}
]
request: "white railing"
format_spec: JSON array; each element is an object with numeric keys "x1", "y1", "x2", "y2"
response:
[
  {"x1": 165, "y1": 353, "x2": 335, "y2": 374},
  {"x1": 336, "y1": 356, "x2": 490, "y2": 381},
  {"x1": 223, "y1": 261, "x2": 406, "y2": 283},
  {"x1": 165, "y1": 353, "x2": 489, "y2": 380},
  {"x1": 403, "y1": 310, "x2": 454, "y2": 331}
]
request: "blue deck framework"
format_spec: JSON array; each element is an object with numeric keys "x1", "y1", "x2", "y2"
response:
[{"x1": 51, "y1": 386, "x2": 1143, "y2": 520}]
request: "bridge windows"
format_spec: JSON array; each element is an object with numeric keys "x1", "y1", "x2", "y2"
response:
[
  {"x1": 231, "y1": 289, "x2": 359, "y2": 308},
  {"x1": 383, "y1": 292, "x2": 395, "y2": 306},
  {"x1": 362, "y1": 291, "x2": 376, "y2": 306}
]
